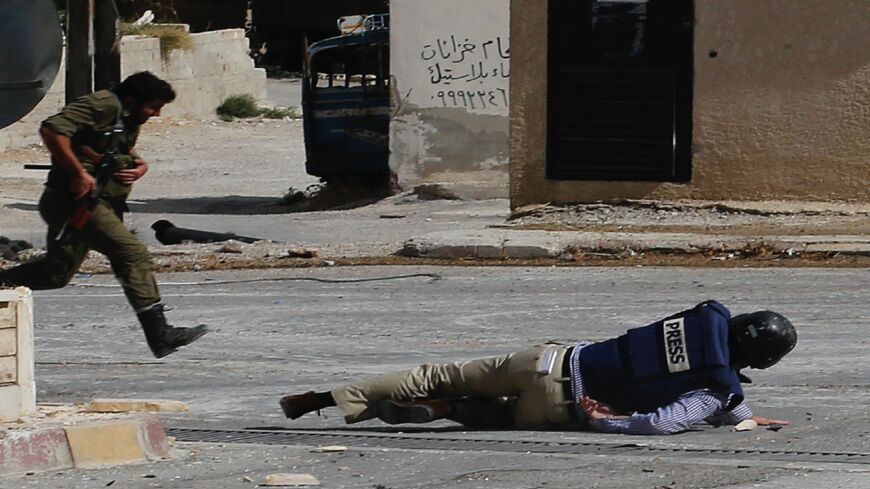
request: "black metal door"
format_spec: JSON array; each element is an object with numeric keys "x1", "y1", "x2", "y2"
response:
[{"x1": 547, "y1": 0, "x2": 694, "y2": 181}]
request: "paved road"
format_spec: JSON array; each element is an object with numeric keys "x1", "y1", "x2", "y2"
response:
[
  {"x1": 11, "y1": 266, "x2": 870, "y2": 488},
  {"x1": 266, "y1": 77, "x2": 302, "y2": 110}
]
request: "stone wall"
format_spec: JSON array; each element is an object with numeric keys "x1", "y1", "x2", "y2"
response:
[
  {"x1": 0, "y1": 27, "x2": 266, "y2": 151},
  {"x1": 390, "y1": 0, "x2": 510, "y2": 199},
  {"x1": 121, "y1": 27, "x2": 267, "y2": 118}
]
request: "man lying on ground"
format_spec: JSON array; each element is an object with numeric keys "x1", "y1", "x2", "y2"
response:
[{"x1": 279, "y1": 300, "x2": 795, "y2": 435}]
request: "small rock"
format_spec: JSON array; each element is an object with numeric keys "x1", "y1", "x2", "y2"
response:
[
  {"x1": 286, "y1": 247, "x2": 318, "y2": 259},
  {"x1": 310, "y1": 445, "x2": 347, "y2": 453},
  {"x1": 734, "y1": 419, "x2": 758, "y2": 431},
  {"x1": 263, "y1": 473, "x2": 320, "y2": 486},
  {"x1": 219, "y1": 242, "x2": 244, "y2": 254}
]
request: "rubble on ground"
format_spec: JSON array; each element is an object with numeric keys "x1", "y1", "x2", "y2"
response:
[{"x1": 506, "y1": 200, "x2": 870, "y2": 236}]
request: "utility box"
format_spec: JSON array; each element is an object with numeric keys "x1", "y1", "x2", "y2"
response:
[{"x1": 0, "y1": 287, "x2": 35, "y2": 422}]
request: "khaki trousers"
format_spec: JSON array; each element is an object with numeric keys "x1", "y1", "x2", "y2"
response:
[
  {"x1": 332, "y1": 344, "x2": 578, "y2": 428},
  {"x1": 0, "y1": 189, "x2": 160, "y2": 310}
]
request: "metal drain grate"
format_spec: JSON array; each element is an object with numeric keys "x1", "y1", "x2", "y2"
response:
[{"x1": 167, "y1": 427, "x2": 870, "y2": 466}]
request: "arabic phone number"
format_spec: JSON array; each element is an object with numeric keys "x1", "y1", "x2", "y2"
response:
[{"x1": 431, "y1": 88, "x2": 508, "y2": 110}]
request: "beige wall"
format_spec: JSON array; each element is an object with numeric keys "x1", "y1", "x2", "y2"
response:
[{"x1": 510, "y1": 0, "x2": 870, "y2": 207}]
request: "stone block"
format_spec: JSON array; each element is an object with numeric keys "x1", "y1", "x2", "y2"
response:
[
  {"x1": 87, "y1": 398, "x2": 189, "y2": 413},
  {"x1": 264, "y1": 473, "x2": 320, "y2": 486},
  {"x1": 141, "y1": 415, "x2": 172, "y2": 459},
  {"x1": 0, "y1": 428, "x2": 73, "y2": 476},
  {"x1": 63, "y1": 416, "x2": 170, "y2": 469}
]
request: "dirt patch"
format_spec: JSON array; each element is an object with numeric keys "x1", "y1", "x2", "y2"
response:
[
  {"x1": 280, "y1": 174, "x2": 398, "y2": 212},
  {"x1": 59, "y1": 249, "x2": 868, "y2": 275},
  {"x1": 508, "y1": 201, "x2": 870, "y2": 235},
  {"x1": 500, "y1": 220, "x2": 870, "y2": 236}
]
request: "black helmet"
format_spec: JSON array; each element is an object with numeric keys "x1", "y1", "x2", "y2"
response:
[{"x1": 729, "y1": 311, "x2": 797, "y2": 369}]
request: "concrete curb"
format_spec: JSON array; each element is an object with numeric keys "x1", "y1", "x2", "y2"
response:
[
  {"x1": 0, "y1": 414, "x2": 170, "y2": 477},
  {"x1": 398, "y1": 230, "x2": 870, "y2": 259}
]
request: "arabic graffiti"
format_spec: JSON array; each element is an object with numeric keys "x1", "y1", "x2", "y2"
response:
[{"x1": 420, "y1": 34, "x2": 510, "y2": 109}]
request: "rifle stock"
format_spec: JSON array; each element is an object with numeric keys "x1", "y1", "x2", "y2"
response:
[{"x1": 55, "y1": 154, "x2": 122, "y2": 245}]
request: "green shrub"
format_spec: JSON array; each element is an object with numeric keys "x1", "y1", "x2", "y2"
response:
[
  {"x1": 216, "y1": 94, "x2": 262, "y2": 120},
  {"x1": 121, "y1": 23, "x2": 193, "y2": 57},
  {"x1": 217, "y1": 95, "x2": 300, "y2": 121},
  {"x1": 260, "y1": 107, "x2": 300, "y2": 119}
]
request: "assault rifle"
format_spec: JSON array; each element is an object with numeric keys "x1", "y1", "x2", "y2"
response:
[{"x1": 55, "y1": 149, "x2": 122, "y2": 246}]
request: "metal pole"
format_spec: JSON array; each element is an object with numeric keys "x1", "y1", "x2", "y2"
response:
[
  {"x1": 66, "y1": 0, "x2": 94, "y2": 102},
  {"x1": 94, "y1": 0, "x2": 120, "y2": 91}
]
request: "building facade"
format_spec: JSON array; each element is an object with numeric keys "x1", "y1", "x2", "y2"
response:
[{"x1": 511, "y1": 0, "x2": 869, "y2": 207}]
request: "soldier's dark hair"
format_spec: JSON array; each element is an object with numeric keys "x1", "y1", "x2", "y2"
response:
[{"x1": 116, "y1": 71, "x2": 176, "y2": 104}]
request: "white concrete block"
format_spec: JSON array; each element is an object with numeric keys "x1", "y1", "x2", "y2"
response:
[
  {"x1": 3, "y1": 25, "x2": 264, "y2": 145},
  {"x1": 0, "y1": 288, "x2": 35, "y2": 422}
]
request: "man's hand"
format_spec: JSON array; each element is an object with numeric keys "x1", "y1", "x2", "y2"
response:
[
  {"x1": 69, "y1": 171, "x2": 97, "y2": 199},
  {"x1": 40, "y1": 128, "x2": 95, "y2": 199},
  {"x1": 579, "y1": 396, "x2": 626, "y2": 420},
  {"x1": 81, "y1": 146, "x2": 148, "y2": 185},
  {"x1": 750, "y1": 415, "x2": 790, "y2": 426},
  {"x1": 114, "y1": 157, "x2": 148, "y2": 184}
]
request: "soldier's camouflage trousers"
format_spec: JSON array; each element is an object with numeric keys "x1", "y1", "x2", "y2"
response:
[{"x1": 0, "y1": 188, "x2": 160, "y2": 310}]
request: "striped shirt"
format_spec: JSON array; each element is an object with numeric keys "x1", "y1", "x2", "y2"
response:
[{"x1": 568, "y1": 342, "x2": 753, "y2": 435}]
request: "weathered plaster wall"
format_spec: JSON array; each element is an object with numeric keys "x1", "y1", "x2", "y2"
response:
[
  {"x1": 0, "y1": 27, "x2": 265, "y2": 151},
  {"x1": 390, "y1": 0, "x2": 511, "y2": 198},
  {"x1": 510, "y1": 0, "x2": 870, "y2": 207}
]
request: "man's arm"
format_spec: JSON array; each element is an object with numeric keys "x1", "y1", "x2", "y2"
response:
[
  {"x1": 39, "y1": 126, "x2": 96, "y2": 199},
  {"x1": 78, "y1": 145, "x2": 148, "y2": 185},
  {"x1": 704, "y1": 401, "x2": 752, "y2": 426},
  {"x1": 705, "y1": 402, "x2": 790, "y2": 427},
  {"x1": 582, "y1": 391, "x2": 736, "y2": 435}
]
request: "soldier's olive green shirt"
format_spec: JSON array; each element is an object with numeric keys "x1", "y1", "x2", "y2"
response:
[{"x1": 42, "y1": 90, "x2": 140, "y2": 200}]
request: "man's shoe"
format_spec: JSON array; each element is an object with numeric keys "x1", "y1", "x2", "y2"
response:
[
  {"x1": 374, "y1": 399, "x2": 453, "y2": 425},
  {"x1": 280, "y1": 391, "x2": 321, "y2": 419},
  {"x1": 137, "y1": 303, "x2": 208, "y2": 358}
]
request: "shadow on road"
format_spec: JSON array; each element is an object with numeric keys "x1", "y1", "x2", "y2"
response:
[{"x1": 5, "y1": 193, "x2": 387, "y2": 215}]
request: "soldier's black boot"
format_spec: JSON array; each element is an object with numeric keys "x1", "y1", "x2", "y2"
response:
[{"x1": 137, "y1": 303, "x2": 208, "y2": 358}]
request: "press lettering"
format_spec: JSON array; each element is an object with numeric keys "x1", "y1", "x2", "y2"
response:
[{"x1": 662, "y1": 318, "x2": 691, "y2": 373}]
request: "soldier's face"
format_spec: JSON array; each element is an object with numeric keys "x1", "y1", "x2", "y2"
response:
[{"x1": 130, "y1": 98, "x2": 167, "y2": 125}]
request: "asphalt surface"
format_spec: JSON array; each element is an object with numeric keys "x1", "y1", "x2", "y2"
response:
[
  {"x1": 8, "y1": 265, "x2": 869, "y2": 488},
  {"x1": 2, "y1": 78, "x2": 869, "y2": 488}
]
